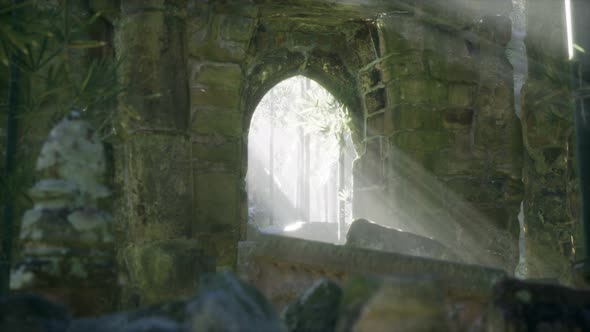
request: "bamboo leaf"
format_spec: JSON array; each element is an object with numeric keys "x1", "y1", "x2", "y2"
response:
[
  {"x1": 0, "y1": 1, "x2": 32, "y2": 15},
  {"x1": 80, "y1": 61, "x2": 97, "y2": 92},
  {"x1": 66, "y1": 40, "x2": 106, "y2": 49}
]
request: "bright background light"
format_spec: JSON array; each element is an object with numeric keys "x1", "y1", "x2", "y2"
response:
[
  {"x1": 565, "y1": 0, "x2": 574, "y2": 60},
  {"x1": 247, "y1": 76, "x2": 356, "y2": 232}
]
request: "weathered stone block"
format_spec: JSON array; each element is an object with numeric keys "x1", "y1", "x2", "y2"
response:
[
  {"x1": 419, "y1": 0, "x2": 512, "y2": 30},
  {"x1": 189, "y1": 39, "x2": 248, "y2": 63},
  {"x1": 123, "y1": 135, "x2": 192, "y2": 241},
  {"x1": 433, "y1": 152, "x2": 484, "y2": 177},
  {"x1": 358, "y1": 66, "x2": 381, "y2": 91},
  {"x1": 194, "y1": 172, "x2": 240, "y2": 232},
  {"x1": 364, "y1": 88, "x2": 386, "y2": 114},
  {"x1": 192, "y1": 141, "x2": 240, "y2": 165},
  {"x1": 393, "y1": 104, "x2": 442, "y2": 131},
  {"x1": 399, "y1": 79, "x2": 447, "y2": 106},
  {"x1": 377, "y1": 16, "x2": 423, "y2": 54},
  {"x1": 218, "y1": 15, "x2": 256, "y2": 42},
  {"x1": 442, "y1": 108, "x2": 474, "y2": 128},
  {"x1": 118, "y1": 10, "x2": 189, "y2": 130},
  {"x1": 366, "y1": 112, "x2": 385, "y2": 137},
  {"x1": 191, "y1": 110, "x2": 242, "y2": 136},
  {"x1": 444, "y1": 178, "x2": 504, "y2": 204},
  {"x1": 195, "y1": 232, "x2": 239, "y2": 268},
  {"x1": 191, "y1": 86, "x2": 241, "y2": 110},
  {"x1": 476, "y1": 15, "x2": 512, "y2": 47},
  {"x1": 381, "y1": 51, "x2": 426, "y2": 82},
  {"x1": 187, "y1": 7, "x2": 210, "y2": 45},
  {"x1": 193, "y1": 63, "x2": 243, "y2": 92},
  {"x1": 346, "y1": 218, "x2": 460, "y2": 261},
  {"x1": 123, "y1": 239, "x2": 214, "y2": 304},
  {"x1": 393, "y1": 131, "x2": 449, "y2": 151},
  {"x1": 448, "y1": 84, "x2": 475, "y2": 108},
  {"x1": 427, "y1": 53, "x2": 478, "y2": 83},
  {"x1": 473, "y1": 114, "x2": 503, "y2": 149}
]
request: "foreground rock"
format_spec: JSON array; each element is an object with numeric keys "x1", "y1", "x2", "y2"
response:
[
  {"x1": 336, "y1": 275, "x2": 449, "y2": 332},
  {"x1": 1, "y1": 272, "x2": 285, "y2": 332},
  {"x1": 487, "y1": 278, "x2": 590, "y2": 331},
  {"x1": 70, "y1": 271, "x2": 285, "y2": 332},
  {"x1": 282, "y1": 278, "x2": 342, "y2": 332},
  {"x1": 0, "y1": 293, "x2": 70, "y2": 332},
  {"x1": 5, "y1": 273, "x2": 590, "y2": 331},
  {"x1": 345, "y1": 219, "x2": 460, "y2": 262}
]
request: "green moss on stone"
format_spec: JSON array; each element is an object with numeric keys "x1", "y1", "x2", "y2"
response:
[
  {"x1": 194, "y1": 172, "x2": 240, "y2": 231},
  {"x1": 192, "y1": 141, "x2": 240, "y2": 165},
  {"x1": 191, "y1": 110, "x2": 242, "y2": 136},
  {"x1": 393, "y1": 131, "x2": 449, "y2": 151},
  {"x1": 123, "y1": 239, "x2": 214, "y2": 304},
  {"x1": 191, "y1": 86, "x2": 241, "y2": 110},
  {"x1": 448, "y1": 84, "x2": 475, "y2": 108},
  {"x1": 399, "y1": 79, "x2": 448, "y2": 107},
  {"x1": 195, "y1": 63, "x2": 243, "y2": 92}
]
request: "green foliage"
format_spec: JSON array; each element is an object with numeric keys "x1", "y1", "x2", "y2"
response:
[
  {"x1": 1, "y1": 0, "x2": 122, "y2": 137},
  {"x1": 256, "y1": 76, "x2": 352, "y2": 144},
  {"x1": 0, "y1": 0, "x2": 122, "y2": 208}
]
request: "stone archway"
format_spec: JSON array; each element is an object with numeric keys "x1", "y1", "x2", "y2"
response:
[
  {"x1": 115, "y1": 0, "x2": 525, "y2": 305},
  {"x1": 246, "y1": 75, "x2": 357, "y2": 243}
]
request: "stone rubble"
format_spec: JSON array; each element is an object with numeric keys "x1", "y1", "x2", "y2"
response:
[{"x1": 3, "y1": 272, "x2": 590, "y2": 332}]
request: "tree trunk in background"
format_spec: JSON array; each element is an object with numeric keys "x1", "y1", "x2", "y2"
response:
[
  {"x1": 324, "y1": 179, "x2": 329, "y2": 222},
  {"x1": 296, "y1": 127, "x2": 303, "y2": 220},
  {"x1": 1, "y1": 0, "x2": 24, "y2": 294},
  {"x1": 304, "y1": 133, "x2": 311, "y2": 221},
  {"x1": 269, "y1": 99, "x2": 275, "y2": 226},
  {"x1": 338, "y1": 132, "x2": 346, "y2": 242}
]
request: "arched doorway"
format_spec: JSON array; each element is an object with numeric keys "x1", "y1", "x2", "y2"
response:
[{"x1": 247, "y1": 76, "x2": 356, "y2": 243}]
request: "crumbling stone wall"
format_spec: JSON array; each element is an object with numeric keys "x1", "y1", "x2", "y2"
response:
[
  {"x1": 115, "y1": 0, "x2": 206, "y2": 306},
  {"x1": 520, "y1": 0, "x2": 580, "y2": 283},
  {"x1": 113, "y1": 0, "x2": 587, "y2": 305},
  {"x1": 116, "y1": 0, "x2": 520, "y2": 303},
  {"x1": 352, "y1": 2, "x2": 522, "y2": 271}
]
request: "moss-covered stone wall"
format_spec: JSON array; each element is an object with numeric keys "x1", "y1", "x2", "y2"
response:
[
  {"x1": 110, "y1": 0, "x2": 579, "y2": 305},
  {"x1": 352, "y1": 3, "x2": 522, "y2": 272},
  {"x1": 116, "y1": 0, "x2": 196, "y2": 306},
  {"x1": 520, "y1": 0, "x2": 580, "y2": 283}
]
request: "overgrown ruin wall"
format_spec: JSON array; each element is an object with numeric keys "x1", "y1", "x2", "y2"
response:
[
  {"x1": 352, "y1": 3, "x2": 523, "y2": 271},
  {"x1": 520, "y1": 0, "x2": 580, "y2": 283},
  {"x1": 0, "y1": 0, "x2": 575, "y2": 306},
  {"x1": 110, "y1": 0, "x2": 529, "y2": 306}
]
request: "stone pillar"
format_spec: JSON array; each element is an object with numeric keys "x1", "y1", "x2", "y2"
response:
[
  {"x1": 186, "y1": 1, "x2": 257, "y2": 269},
  {"x1": 10, "y1": 113, "x2": 117, "y2": 316},
  {"x1": 520, "y1": 0, "x2": 577, "y2": 283},
  {"x1": 116, "y1": 0, "x2": 214, "y2": 306}
]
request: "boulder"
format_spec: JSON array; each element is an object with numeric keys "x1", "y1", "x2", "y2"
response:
[
  {"x1": 335, "y1": 275, "x2": 449, "y2": 332},
  {"x1": 487, "y1": 278, "x2": 590, "y2": 331},
  {"x1": 0, "y1": 293, "x2": 70, "y2": 332},
  {"x1": 68, "y1": 271, "x2": 286, "y2": 332},
  {"x1": 345, "y1": 219, "x2": 460, "y2": 262},
  {"x1": 282, "y1": 278, "x2": 342, "y2": 332}
]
